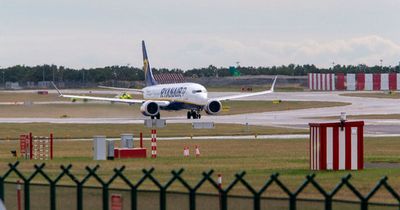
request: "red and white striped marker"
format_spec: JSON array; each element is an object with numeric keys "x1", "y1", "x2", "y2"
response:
[
  {"x1": 309, "y1": 121, "x2": 364, "y2": 170},
  {"x1": 217, "y1": 174, "x2": 222, "y2": 189},
  {"x1": 217, "y1": 174, "x2": 222, "y2": 209},
  {"x1": 17, "y1": 180, "x2": 22, "y2": 210},
  {"x1": 151, "y1": 129, "x2": 157, "y2": 158},
  {"x1": 195, "y1": 145, "x2": 200, "y2": 157},
  {"x1": 184, "y1": 146, "x2": 190, "y2": 157}
]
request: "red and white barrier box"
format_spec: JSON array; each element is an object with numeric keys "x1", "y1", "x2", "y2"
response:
[
  {"x1": 114, "y1": 148, "x2": 147, "y2": 158},
  {"x1": 309, "y1": 121, "x2": 364, "y2": 170}
]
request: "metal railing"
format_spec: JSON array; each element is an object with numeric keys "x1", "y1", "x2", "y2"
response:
[{"x1": 0, "y1": 161, "x2": 399, "y2": 210}]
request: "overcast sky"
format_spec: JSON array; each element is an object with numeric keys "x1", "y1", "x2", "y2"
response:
[{"x1": 1, "y1": 0, "x2": 400, "y2": 69}]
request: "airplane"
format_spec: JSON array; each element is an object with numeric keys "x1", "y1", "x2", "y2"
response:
[{"x1": 52, "y1": 41, "x2": 277, "y2": 119}]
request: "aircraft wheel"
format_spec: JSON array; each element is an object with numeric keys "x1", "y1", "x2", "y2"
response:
[
  {"x1": 156, "y1": 113, "x2": 160, "y2": 119},
  {"x1": 192, "y1": 111, "x2": 198, "y2": 119},
  {"x1": 187, "y1": 111, "x2": 191, "y2": 119},
  {"x1": 151, "y1": 116, "x2": 155, "y2": 119}
]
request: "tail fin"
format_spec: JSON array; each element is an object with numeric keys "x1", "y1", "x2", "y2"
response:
[{"x1": 142, "y1": 40, "x2": 158, "y2": 86}]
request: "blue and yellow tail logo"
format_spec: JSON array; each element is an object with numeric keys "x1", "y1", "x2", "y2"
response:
[{"x1": 142, "y1": 41, "x2": 158, "y2": 86}]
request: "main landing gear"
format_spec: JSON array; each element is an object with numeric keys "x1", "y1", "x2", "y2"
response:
[
  {"x1": 187, "y1": 110, "x2": 201, "y2": 119},
  {"x1": 150, "y1": 113, "x2": 161, "y2": 119}
]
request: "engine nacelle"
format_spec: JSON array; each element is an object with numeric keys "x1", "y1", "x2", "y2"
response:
[
  {"x1": 204, "y1": 100, "x2": 222, "y2": 115},
  {"x1": 140, "y1": 101, "x2": 160, "y2": 116}
]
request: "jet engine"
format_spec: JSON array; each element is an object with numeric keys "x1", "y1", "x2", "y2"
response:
[
  {"x1": 140, "y1": 101, "x2": 160, "y2": 116},
  {"x1": 204, "y1": 100, "x2": 222, "y2": 115}
]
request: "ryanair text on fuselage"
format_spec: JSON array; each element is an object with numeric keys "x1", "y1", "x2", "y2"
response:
[{"x1": 160, "y1": 87, "x2": 187, "y2": 98}]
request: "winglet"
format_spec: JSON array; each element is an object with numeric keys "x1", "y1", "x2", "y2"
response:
[
  {"x1": 51, "y1": 82, "x2": 63, "y2": 96},
  {"x1": 270, "y1": 76, "x2": 278, "y2": 92}
]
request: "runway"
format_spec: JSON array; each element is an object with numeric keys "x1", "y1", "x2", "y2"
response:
[{"x1": 1, "y1": 90, "x2": 400, "y2": 134}]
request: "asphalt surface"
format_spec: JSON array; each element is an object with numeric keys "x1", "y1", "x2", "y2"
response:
[{"x1": 2, "y1": 90, "x2": 400, "y2": 135}]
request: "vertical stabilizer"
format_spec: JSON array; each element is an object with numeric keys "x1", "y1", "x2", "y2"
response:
[{"x1": 142, "y1": 41, "x2": 158, "y2": 86}]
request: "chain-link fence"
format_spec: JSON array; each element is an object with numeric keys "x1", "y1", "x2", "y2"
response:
[{"x1": 0, "y1": 162, "x2": 399, "y2": 210}]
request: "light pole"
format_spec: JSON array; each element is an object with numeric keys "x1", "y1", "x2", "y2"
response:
[
  {"x1": 42, "y1": 69, "x2": 45, "y2": 82},
  {"x1": 82, "y1": 70, "x2": 85, "y2": 87},
  {"x1": 2, "y1": 70, "x2": 4, "y2": 88}
]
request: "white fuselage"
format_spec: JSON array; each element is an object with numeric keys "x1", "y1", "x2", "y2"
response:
[{"x1": 142, "y1": 83, "x2": 209, "y2": 106}]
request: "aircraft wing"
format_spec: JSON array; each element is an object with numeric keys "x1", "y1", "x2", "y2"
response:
[
  {"x1": 211, "y1": 76, "x2": 277, "y2": 101},
  {"x1": 98, "y1": 86, "x2": 143, "y2": 93},
  {"x1": 52, "y1": 83, "x2": 170, "y2": 106}
]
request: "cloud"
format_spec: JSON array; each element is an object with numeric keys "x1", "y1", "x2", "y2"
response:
[
  {"x1": 1, "y1": 33, "x2": 400, "y2": 69},
  {"x1": 165, "y1": 35, "x2": 400, "y2": 68}
]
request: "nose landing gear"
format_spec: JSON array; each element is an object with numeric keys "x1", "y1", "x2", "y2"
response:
[
  {"x1": 187, "y1": 110, "x2": 201, "y2": 119},
  {"x1": 150, "y1": 113, "x2": 161, "y2": 119}
]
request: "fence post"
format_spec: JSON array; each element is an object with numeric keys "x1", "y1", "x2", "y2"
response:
[
  {"x1": 23, "y1": 179, "x2": 30, "y2": 210},
  {"x1": 50, "y1": 182, "x2": 56, "y2": 210},
  {"x1": 325, "y1": 196, "x2": 332, "y2": 210},
  {"x1": 77, "y1": 183, "x2": 83, "y2": 210},
  {"x1": 160, "y1": 188, "x2": 166, "y2": 210},
  {"x1": 103, "y1": 186, "x2": 109, "y2": 210},
  {"x1": 220, "y1": 190, "x2": 227, "y2": 210},
  {"x1": 289, "y1": 195, "x2": 296, "y2": 210},
  {"x1": 189, "y1": 190, "x2": 195, "y2": 210},
  {"x1": 253, "y1": 194, "x2": 260, "y2": 210},
  {"x1": 131, "y1": 188, "x2": 137, "y2": 210},
  {"x1": 361, "y1": 199, "x2": 368, "y2": 210}
]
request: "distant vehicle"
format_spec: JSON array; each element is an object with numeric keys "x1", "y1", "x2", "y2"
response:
[
  {"x1": 117, "y1": 92, "x2": 133, "y2": 99},
  {"x1": 53, "y1": 41, "x2": 277, "y2": 119}
]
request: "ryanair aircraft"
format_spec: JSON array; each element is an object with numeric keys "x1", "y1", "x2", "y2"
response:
[{"x1": 53, "y1": 41, "x2": 277, "y2": 119}]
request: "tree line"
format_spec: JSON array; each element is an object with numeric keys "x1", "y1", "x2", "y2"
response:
[{"x1": 1, "y1": 64, "x2": 399, "y2": 83}]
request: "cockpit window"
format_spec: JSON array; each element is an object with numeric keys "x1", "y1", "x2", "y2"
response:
[{"x1": 192, "y1": 90, "x2": 202, "y2": 93}]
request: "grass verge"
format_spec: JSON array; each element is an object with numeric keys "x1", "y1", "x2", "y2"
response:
[
  {"x1": 0, "y1": 137, "x2": 399, "y2": 202},
  {"x1": 0, "y1": 123, "x2": 307, "y2": 139}
]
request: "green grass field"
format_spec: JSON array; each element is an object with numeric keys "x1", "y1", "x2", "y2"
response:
[
  {"x1": 0, "y1": 137, "x2": 399, "y2": 202},
  {"x1": 0, "y1": 92, "x2": 117, "y2": 102},
  {"x1": 207, "y1": 84, "x2": 305, "y2": 92},
  {"x1": 0, "y1": 123, "x2": 307, "y2": 140},
  {"x1": 0, "y1": 90, "x2": 398, "y2": 204}
]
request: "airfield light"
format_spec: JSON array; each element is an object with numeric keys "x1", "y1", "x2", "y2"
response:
[
  {"x1": 340, "y1": 112, "x2": 347, "y2": 122},
  {"x1": 340, "y1": 112, "x2": 346, "y2": 130}
]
